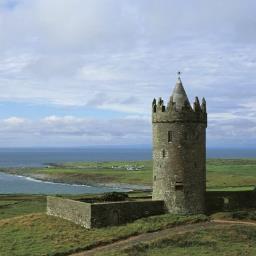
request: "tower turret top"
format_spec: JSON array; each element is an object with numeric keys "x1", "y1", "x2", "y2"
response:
[
  {"x1": 152, "y1": 75, "x2": 207, "y2": 125},
  {"x1": 171, "y1": 77, "x2": 191, "y2": 111}
]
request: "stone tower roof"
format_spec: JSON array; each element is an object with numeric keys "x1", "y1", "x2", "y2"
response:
[{"x1": 171, "y1": 77, "x2": 191, "y2": 110}]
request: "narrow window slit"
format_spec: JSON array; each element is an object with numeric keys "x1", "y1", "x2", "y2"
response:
[
  {"x1": 175, "y1": 182, "x2": 184, "y2": 191},
  {"x1": 168, "y1": 131, "x2": 173, "y2": 142}
]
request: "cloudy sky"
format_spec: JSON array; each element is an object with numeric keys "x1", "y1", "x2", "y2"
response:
[{"x1": 0, "y1": 0, "x2": 255, "y2": 147}]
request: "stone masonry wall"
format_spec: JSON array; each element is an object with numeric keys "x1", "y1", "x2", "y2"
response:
[
  {"x1": 152, "y1": 119, "x2": 206, "y2": 214},
  {"x1": 90, "y1": 200, "x2": 165, "y2": 228},
  {"x1": 47, "y1": 196, "x2": 165, "y2": 229},
  {"x1": 47, "y1": 191, "x2": 256, "y2": 228},
  {"x1": 206, "y1": 190, "x2": 256, "y2": 213},
  {"x1": 47, "y1": 196, "x2": 91, "y2": 228}
]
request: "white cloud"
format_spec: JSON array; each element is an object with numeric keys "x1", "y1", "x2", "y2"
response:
[
  {"x1": 0, "y1": 1, "x2": 255, "y2": 146},
  {"x1": 3, "y1": 116, "x2": 26, "y2": 125},
  {"x1": 0, "y1": 115, "x2": 151, "y2": 146},
  {"x1": 0, "y1": 112, "x2": 255, "y2": 147},
  {"x1": 78, "y1": 66, "x2": 124, "y2": 81}
]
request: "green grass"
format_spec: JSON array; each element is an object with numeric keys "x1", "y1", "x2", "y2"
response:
[
  {"x1": 0, "y1": 213, "x2": 207, "y2": 256},
  {"x1": 211, "y1": 209, "x2": 256, "y2": 221},
  {"x1": 0, "y1": 159, "x2": 256, "y2": 255},
  {"x1": 207, "y1": 186, "x2": 255, "y2": 191},
  {"x1": 0, "y1": 196, "x2": 46, "y2": 219},
  {"x1": 1, "y1": 159, "x2": 256, "y2": 190},
  {"x1": 100, "y1": 224, "x2": 256, "y2": 256},
  {"x1": 206, "y1": 159, "x2": 256, "y2": 188},
  {"x1": 0, "y1": 160, "x2": 153, "y2": 186},
  {"x1": 0, "y1": 200, "x2": 18, "y2": 206}
]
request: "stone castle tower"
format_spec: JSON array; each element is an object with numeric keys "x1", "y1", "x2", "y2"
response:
[{"x1": 152, "y1": 76, "x2": 207, "y2": 214}]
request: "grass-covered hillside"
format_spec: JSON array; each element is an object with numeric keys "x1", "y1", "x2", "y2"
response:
[
  {"x1": 0, "y1": 158, "x2": 256, "y2": 255},
  {"x1": 1, "y1": 196, "x2": 256, "y2": 256},
  {"x1": 207, "y1": 159, "x2": 256, "y2": 188},
  {"x1": 0, "y1": 195, "x2": 207, "y2": 256},
  {"x1": 100, "y1": 224, "x2": 256, "y2": 256}
]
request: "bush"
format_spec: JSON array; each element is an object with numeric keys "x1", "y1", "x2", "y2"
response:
[
  {"x1": 232, "y1": 210, "x2": 256, "y2": 220},
  {"x1": 101, "y1": 192, "x2": 128, "y2": 202},
  {"x1": 232, "y1": 211, "x2": 249, "y2": 220}
]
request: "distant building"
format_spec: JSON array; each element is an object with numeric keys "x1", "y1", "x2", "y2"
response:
[{"x1": 152, "y1": 76, "x2": 207, "y2": 214}]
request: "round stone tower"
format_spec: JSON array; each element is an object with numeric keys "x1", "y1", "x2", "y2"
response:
[{"x1": 152, "y1": 76, "x2": 207, "y2": 214}]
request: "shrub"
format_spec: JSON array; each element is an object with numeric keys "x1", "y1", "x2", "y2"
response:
[{"x1": 101, "y1": 192, "x2": 128, "y2": 202}]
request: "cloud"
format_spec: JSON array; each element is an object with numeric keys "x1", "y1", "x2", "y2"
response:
[
  {"x1": 0, "y1": 115, "x2": 151, "y2": 146},
  {"x1": 208, "y1": 113, "x2": 238, "y2": 122},
  {"x1": 3, "y1": 116, "x2": 26, "y2": 125},
  {"x1": 0, "y1": 1, "x2": 255, "y2": 146},
  {"x1": 0, "y1": 112, "x2": 255, "y2": 147},
  {"x1": 78, "y1": 66, "x2": 124, "y2": 81}
]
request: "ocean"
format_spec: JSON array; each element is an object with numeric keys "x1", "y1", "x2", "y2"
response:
[
  {"x1": 0, "y1": 147, "x2": 151, "y2": 167},
  {"x1": 0, "y1": 147, "x2": 255, "y2": 168},
  {"x1": 0, "y1": 147, "x2": 255, "y2": 194}
]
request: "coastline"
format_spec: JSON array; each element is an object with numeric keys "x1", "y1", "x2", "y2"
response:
[
  {"x1": 26, "y1": 173, "x2": 151, "y2": 191},
  {"x1": 0, "y1": 170, "x2": 151, "y2": 192},
  {"x1": 0, "y1": 159, "x2": 153, "y2": 193},
  {"x1": 2, "y1": 158, "x2": 256, "y2": 194}
]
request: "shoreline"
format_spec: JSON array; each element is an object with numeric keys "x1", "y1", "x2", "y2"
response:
[
  {"x1": 2, "y1": 158, "x2": 256, "y2": 194},
  {"x1": 0, "y1": 171, "x2": 151, "y2": 192}
]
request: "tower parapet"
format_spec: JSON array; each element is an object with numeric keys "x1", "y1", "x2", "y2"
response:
[
  {"x1": 152, "y1": 79, "x2": 207, "y2": 125},
  {"x1": 152, "y1": 77, "x2": 207, "y2": 214}
]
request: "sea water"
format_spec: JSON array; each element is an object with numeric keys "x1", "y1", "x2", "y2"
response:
[
  {"x1": 0, "y1": 172, "x2": 128, "y2": 194},
  {"x1": 0, "y1": 147, "x2": 255, "y2": 167}
]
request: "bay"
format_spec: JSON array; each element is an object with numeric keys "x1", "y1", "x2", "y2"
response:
[{"x1": 0, "y1": 172, "x2": 128, "y2": 194}]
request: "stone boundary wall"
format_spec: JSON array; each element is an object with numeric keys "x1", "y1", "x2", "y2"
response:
[
  {"x1": 90, "y1": 200, "x2": 165, "y2": 228},
  {"x1": 47, "y1": 190, "x2": 256, "y2": 228},
  {"x1": 47, "y1": 196, "x2": 92, "y2": 228},
  {"x1": 206, "y1": 190, "x2": 256, "y2": 213},
  {"x1": 47, "y1": 196, "x2": 165, "y2": 229}
]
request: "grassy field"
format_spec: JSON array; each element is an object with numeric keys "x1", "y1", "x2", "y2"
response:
[
  {"x1": 0, "y1": 195, "x2": 46, "y2": 219},
  {"x1": 0, "y1": 194, "x2": 207, "y2": 255},
  {"x1": 207, "y1": 159, "x2": 256, "y2": 188},
  {"x1": 211, "y1": 209, "x2": 256, "y2": 221},
  {"x1": 100, "y1": 224, "x2": 256, "y2": 256},
  {"x1": 1, "y1": 195, "x2": 256, "y2": 256},
  {"x1": 0, "y1": 204, "x2": 207, "y2": 256},
  {"x1": 0, "y1": 159, "x2": 256, "y2": 255},
  {"x1": 1, "y1": 158, "x2": 256, "y2": 189}
]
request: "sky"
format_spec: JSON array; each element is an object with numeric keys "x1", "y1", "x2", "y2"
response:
[{"x1": 0, "y1": 0, "x2": 256, "y2": 147}]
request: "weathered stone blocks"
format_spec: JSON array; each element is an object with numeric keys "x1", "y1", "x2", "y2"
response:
[
  {"x1": 47, "y1": 196, "x2": 165, "y2": 229},
  {"x1": 152, "y1": 78, "x2": 207, "y2": 214}
]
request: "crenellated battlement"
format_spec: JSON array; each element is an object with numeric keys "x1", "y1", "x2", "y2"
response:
[{"x1": 152, "y1": 96, "x2": 207, "y2": 125}]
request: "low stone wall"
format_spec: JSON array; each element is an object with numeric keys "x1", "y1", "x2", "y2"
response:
[
  {"x1": 47, "y1": 196, "x2": 91, "y2": 228},
  {"x1": 90, "y1": 200, "x2": 165, "y2": 228},
  {"x1": 206, "y1": 190, "x2": 256, "y2": 213},
  {"x1": 47, "y1": 190, "x2": 256, "y2": 228},
  {"x1": 47, "y1": 196, "x2": 165, "y2": 229}
]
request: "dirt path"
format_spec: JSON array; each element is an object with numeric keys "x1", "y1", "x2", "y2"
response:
[
  {"x1": 212, "y1": 219, "x2": 256, "y2": 226},
  {"x1": 70, "y1": 219, "x2": 256, "y2": 256},
  {"x1": 71, "y1": 222, "x2": 213, "y2": 256}
]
